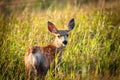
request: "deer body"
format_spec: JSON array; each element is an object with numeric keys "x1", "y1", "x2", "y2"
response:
[{"x1": 24, "y1": 18, "x2": 75, "y2": 79}]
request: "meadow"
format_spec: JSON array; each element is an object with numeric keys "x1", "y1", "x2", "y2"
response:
[{"x1": 0, "y1": 1, "x2": 120, "y2": 80}]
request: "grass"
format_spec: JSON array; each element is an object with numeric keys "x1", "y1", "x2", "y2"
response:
[{"x1": 0, "y1": 2, "x2": 120, "y2": 80}]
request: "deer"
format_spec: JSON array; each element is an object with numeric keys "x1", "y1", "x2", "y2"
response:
[{"x1": 24, "y1": 18, "x2": 75, "y2": 80}]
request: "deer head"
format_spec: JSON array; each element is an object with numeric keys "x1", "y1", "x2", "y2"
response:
[{"x1": 48, "y1": 18, "x2": 75, "y2": 47}]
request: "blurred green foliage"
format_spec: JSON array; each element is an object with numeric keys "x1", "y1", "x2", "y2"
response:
[{"x1": 0, "y1": 0, "x2": 120, "y2": 80}]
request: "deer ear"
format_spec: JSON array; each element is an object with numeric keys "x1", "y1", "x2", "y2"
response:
[
  {"x1": 68, "y1": 18, "x2": 75, "y2": 31},
  {"x1": 48, "y1": 21, "x2": 58, "y2": 34}
]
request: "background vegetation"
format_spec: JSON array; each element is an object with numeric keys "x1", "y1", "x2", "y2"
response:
[{"x1": 0, "y1": 0, "x2": 120, "y2": 80}]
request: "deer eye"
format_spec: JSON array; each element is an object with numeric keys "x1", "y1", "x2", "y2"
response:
[
  {"x1": 66, "y1": 34, "x2": 69, "y2": 37},
  {"x1": 58, "y1": 35, "x2": 62, "y2": 38}
]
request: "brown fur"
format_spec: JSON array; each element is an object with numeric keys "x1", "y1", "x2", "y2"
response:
[{"x1": 24, "y1": 43, "x2": 64, "y2": 80}]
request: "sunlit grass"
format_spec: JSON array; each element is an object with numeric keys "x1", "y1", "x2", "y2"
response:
[{"x1": 0, "y1": 4, "x2": 120, "y2": 80}]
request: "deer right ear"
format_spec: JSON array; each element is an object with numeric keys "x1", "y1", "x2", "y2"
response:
[
  {"x1": 68, "y1": 18, "x2": 75, "y2": 31},
  {"x1": 48, "y1": 21, "x2": 58, "y2": 34}
]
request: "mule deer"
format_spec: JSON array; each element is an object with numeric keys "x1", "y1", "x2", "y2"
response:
[{"x1": 24, "y1": 18, "x2": 75, "y2": 80}]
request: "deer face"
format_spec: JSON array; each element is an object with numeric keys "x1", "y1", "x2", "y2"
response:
[
  {"x1": 55, "y1": 30, "x2": 68, "y2": 46},
  {"x1": 48, "y1": 18, "x2": 75, "y2": 47}
]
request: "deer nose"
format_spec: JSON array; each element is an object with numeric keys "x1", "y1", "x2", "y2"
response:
[{"x1": 63, "y1": 41, "x2": 67, "y2": 45}]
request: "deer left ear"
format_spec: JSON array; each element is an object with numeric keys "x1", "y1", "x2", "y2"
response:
[
  {"x1": 68, "y1": 18, "x2": 75, "y2": 31},
  {"x1": 48, "y1": 21, "x2": 58, "y2": 34}
]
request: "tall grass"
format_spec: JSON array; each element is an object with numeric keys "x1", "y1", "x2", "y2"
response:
[{"x1": 0, "y1": 3, "x2": 120, "y2": 80}]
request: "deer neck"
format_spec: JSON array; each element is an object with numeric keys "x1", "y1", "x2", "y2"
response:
[{"x1": 42, "y1": 40, "x2": 65, "y2": 56}]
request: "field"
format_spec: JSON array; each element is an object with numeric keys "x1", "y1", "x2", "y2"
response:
[{"x1": 0, "y1": 0, "x2": 120, "y2": 80}]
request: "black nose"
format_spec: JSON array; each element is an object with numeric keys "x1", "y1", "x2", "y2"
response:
[{"x1": 63, "y1": 41, "x2": 67, "y2": 45}]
